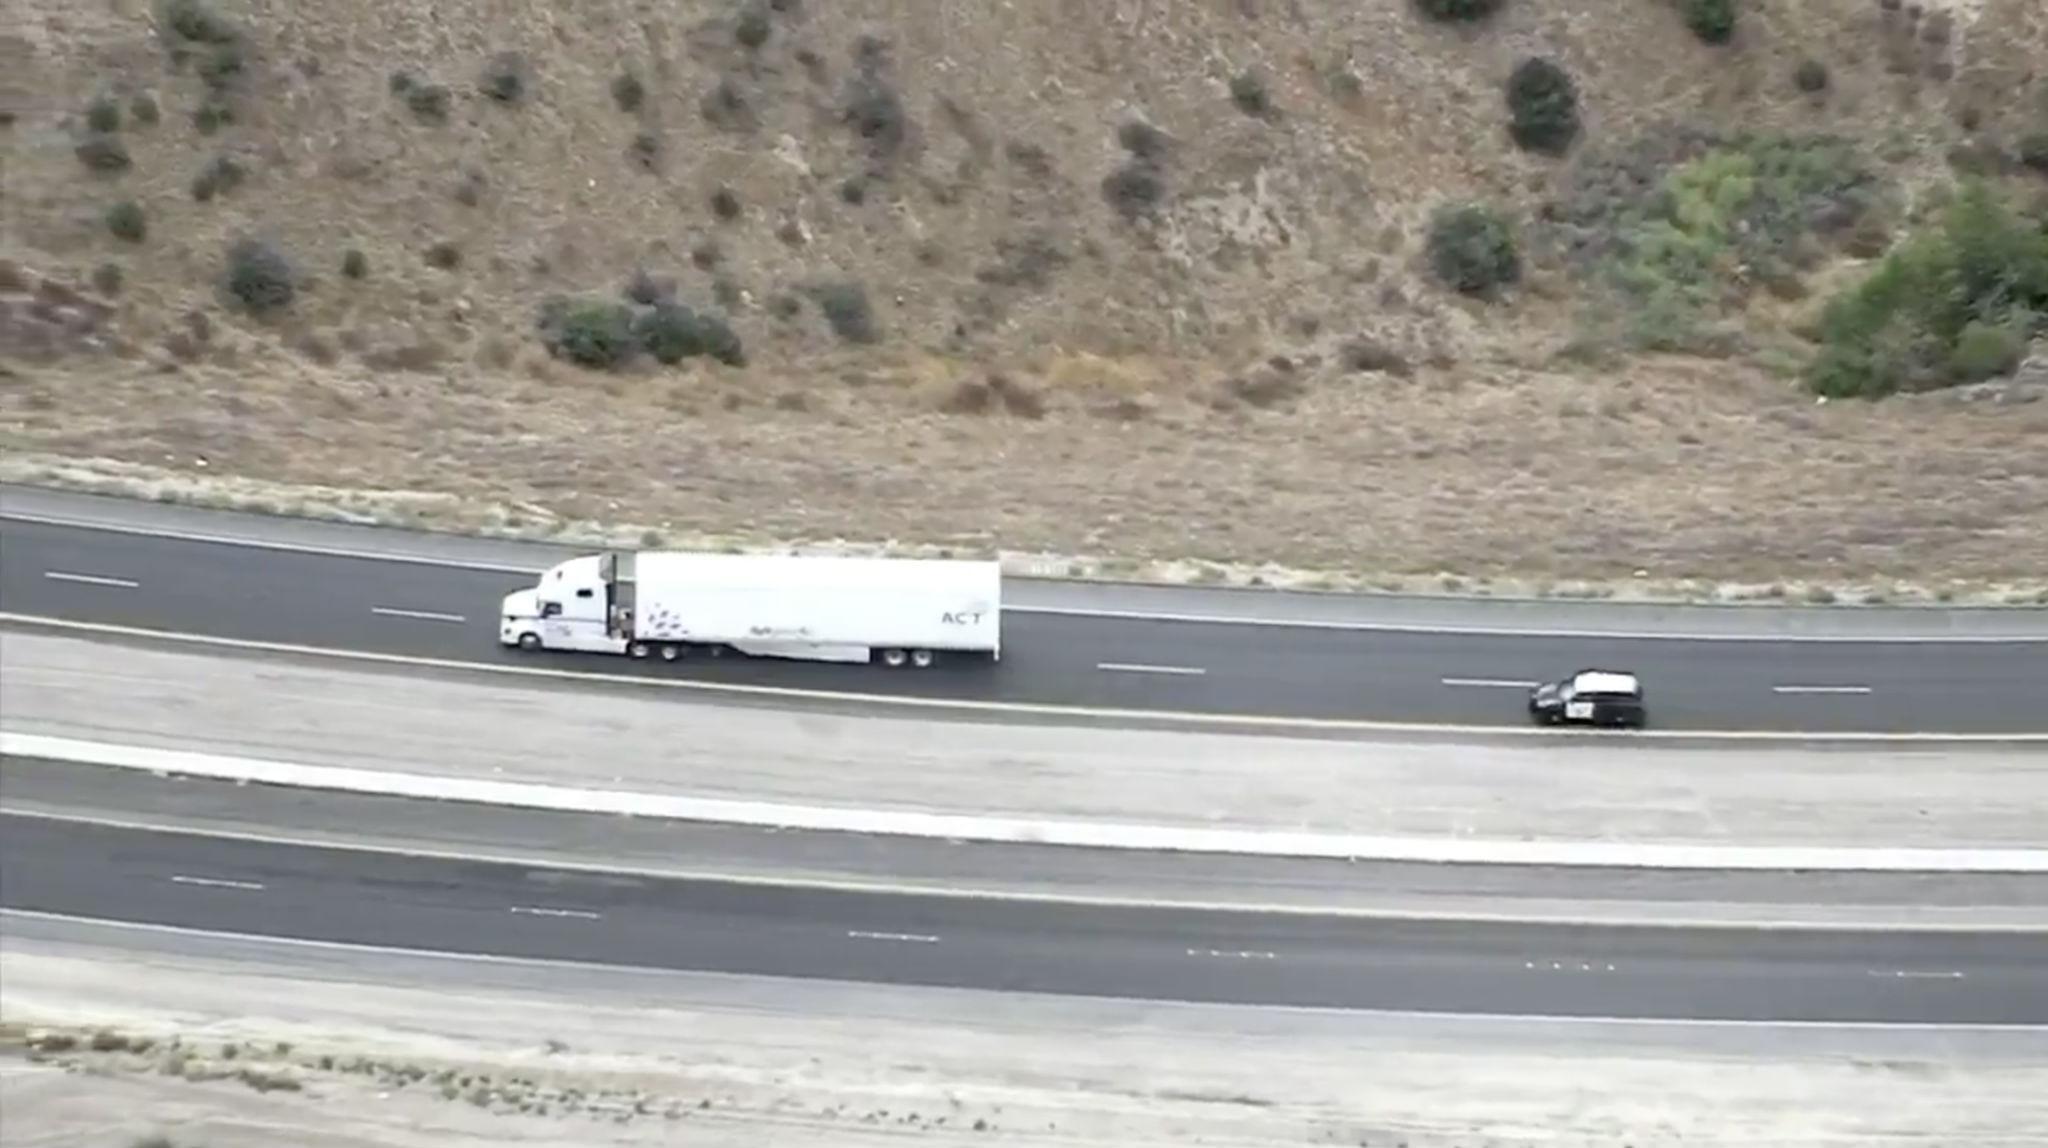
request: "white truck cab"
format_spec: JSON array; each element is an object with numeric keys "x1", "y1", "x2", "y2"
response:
[{"x1": 499, "y1": 556, "x2": 627, "y2": 654}]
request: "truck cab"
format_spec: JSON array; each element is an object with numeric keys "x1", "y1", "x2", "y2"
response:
[{"x1": 499, "y1": 555, "x2": 627, "y2": 653}]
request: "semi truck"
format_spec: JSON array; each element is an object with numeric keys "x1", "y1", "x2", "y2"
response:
[{"x1": 498, "y1": 550, "x2": 1001, "y2": 667}]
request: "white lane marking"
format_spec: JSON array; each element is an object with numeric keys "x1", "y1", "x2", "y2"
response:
[
  {"x1": 371, "y1": 606, "x2": 468, "y2": 624},
  {"x1": 1773, "y1": 684, "x2": 1874, "y2": 696},
  {"x1": 169, "y1": 874, "x2": 264, "y2": 891},
  {"x1": 1528, "y1": 960, "x2": 1616, "y2": 972},
  {"x1": 43, "y1": 571, "x2": 139, "y2": 589},
  {"x1": 1188, "y1": 948, "x2": 1276, "y2": 960},
  {"x1": 8, "y1": 616, "x2": 2048, "y2": 746},
  {"x1": 1096, "y1": 662, "x2": 1207, "y2": 676},
  {"x1": 20, "y1": 910, "x2": 2048, "y2": 1033},
  {"x1": 1868, "y1": 969, "x2": 1966, "y2": 980},
  {"x1": 1441, "y1": 677, "x2": 1539, "y2": 689},
  {"x1": 509, "y1": 905, "x2": 602, "y2": 921},
  {"x1": 847, "y1": 930, "x2": 940, "y2": 944},
  {"x1": 12, "y1": 510, "x2": 2048, "y2": 645}
]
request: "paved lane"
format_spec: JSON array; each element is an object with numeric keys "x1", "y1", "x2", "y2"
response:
[
  {"x1": 3, "y1": 518, "x2": 2045, "y2": 731},
  {"x1": 5, "y1": 815, "x2": 2045, "y2": 1023}
]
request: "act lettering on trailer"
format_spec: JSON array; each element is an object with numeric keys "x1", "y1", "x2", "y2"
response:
[{"x1": 942, "y1": 611, "x2": 986, "y2": 626}]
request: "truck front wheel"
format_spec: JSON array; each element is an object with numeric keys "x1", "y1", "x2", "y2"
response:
[{"x1": 517, "y1": 633, "x2": 541, "y2": 651}]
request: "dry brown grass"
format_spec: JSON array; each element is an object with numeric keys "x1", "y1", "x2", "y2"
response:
[{"x1": 3, "y1": 0, "x2": 2047, "y2": 594}]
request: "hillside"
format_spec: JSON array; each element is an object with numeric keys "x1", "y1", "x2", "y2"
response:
[{"x1": 4, "y1": 0, "x2": 2047, "y2": 598}]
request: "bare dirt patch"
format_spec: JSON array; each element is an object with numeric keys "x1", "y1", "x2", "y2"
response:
[{"x1": 4, "y1": 0, "x2": 2048, "y2": 596}]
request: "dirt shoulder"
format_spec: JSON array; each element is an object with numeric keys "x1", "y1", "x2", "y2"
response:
[{"x1": 6, "y1": 922, "x2": 2046, "y2": 1148}]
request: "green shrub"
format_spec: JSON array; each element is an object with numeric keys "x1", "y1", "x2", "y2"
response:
[
  {"x1": 75, "y1": 134, "x2": 131, "y2": 173},
  {"x1": 710, "y1": 186, "x2": 742, "y2": 219},
  {"x1": 404, "y1": 82, "x2": 451, "y2": 122},
  {"x1": 424, "y1": 241, "x2": 461, "y2": 269},
  {"x1": 193, "y1": 99, "x2": 234, "y2": 134},
  {"x1": 1505, "y1": 57, "x2": 1580, "y2": 157},
  {"x1": 197, "y1": 41, "x2": 246, "y2": 92},
  {"x1": 634, "y1": 303, "x2": 746, "y2": 366},
  {"x1": 190, "y1": 154, "x2": 246, "y2": 201},
  {"x1": 1413, "y1": 0, "x2": 1503, "y2": 21},
  {"x1": 1102, "y1": 162, "x2": 1165, "y2": 220},
  {"x1": 223, "y1": 238, "x2": 296, "y2": 315},
  {"x1": 1681, "y1": 0, "x2": 1737, "y2": 45},
  {"x1": 130, "y1": 93, "x2": 161, "y2": 125},
  {"x1": 2021, "y1": 133, "x2": 2048, "y2": 174},
  {"x1": 105, "y1": 200, "x2": 147, "y2": 242},
  {"x1": 1949, "y1": 320, "x2": 2027, "y2": 382},
  {"x1": 92, "y1": 262, "x2": 125, "y2": 295},
  {"x1": 611, "y1": 72, "x2": 646, "y2": 112},
  {"x1": 1793, "y1": 58, "x2": 1829, "y2": 94},
  {"x1": 160, "y1": 0, "x2": 239, "y2": 46},
  {"x1": 1229, "y1": 71, "x2": 1271, "y2": 118},
  {"x1": 480, "y1": 52, "x2": 528, "y2": 103},
  {"x1": 542, "y1": 298, "x2": 638, "y2": 369},
  {"x1": 341, "y1": 248, "x2": 368, "y2": 279},
  {"x1": 811, "y1": 281, "x2": 881, "y2": 343},
  {"x1": 1805, "y1": 180, "x2": 2048, "y2": 398},
  {"x1": 86, "y1": 96, "x2": 122, "y2": 133},
  {"x1": 1427, "y1": 203, "x2": 1521, "y2": 296},
  {"x1": 735, "y1": 7, "x2": 772, "y2": 50}
]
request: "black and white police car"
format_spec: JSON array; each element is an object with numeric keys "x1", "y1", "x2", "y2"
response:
[{"x1": 1527, "y1": 669, "x2": 1647, "y2": 729}]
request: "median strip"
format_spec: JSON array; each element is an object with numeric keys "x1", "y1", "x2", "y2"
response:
[{"x1": 7, "y1": 731, "x2": 2046, "y2": 874}]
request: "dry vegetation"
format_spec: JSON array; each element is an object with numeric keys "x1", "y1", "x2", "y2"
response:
[{"x1": 4, "y1": 0, "x2": 2048, "y2": 594}]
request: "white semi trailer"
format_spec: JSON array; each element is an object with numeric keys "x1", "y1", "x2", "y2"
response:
[{"x1": 499, "y1": 550, "x2": 1001, "y2": 667}]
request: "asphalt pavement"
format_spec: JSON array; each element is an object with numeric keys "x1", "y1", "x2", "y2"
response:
[
  {"x1": 3, "y1": 518, "x2": 2046, "y2": 731},
  {"x1": 8, "y1": 756, "x2": 2042, "y2": 926},
  {"x1": 5, "y1": 813, "x2": 2045, "y2": 1024}
]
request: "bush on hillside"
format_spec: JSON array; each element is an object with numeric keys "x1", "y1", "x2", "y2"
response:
[
  {"x1": 130, "y1": 93, "x2": 161, "y2": 125},
  {"x1": 223, "y1": 238, "x2": 296, "y2": 315},
  {"x1": 811, "y1": 280, "x2": 881, "y2": 343},
  {"x1": 735, "y1": 7, "x2": 773, "y2": 49},
  {"x1": 611, "y1": 72, "x2": 646, "y2": 112},
  {"x1": 1427, "y1": 203, "x2": 1522, "y2": 296},
  {"x1": 634, "y1": 303, "x2": 745, "y2": 366},
  {"x1": 1794, "y1": 58, "x2": 1829, "y2": 94},
  {"x1": 190, "y1": 154, "x2": 246, "y2": 201},
  {"x1": 1805, "y1": 180, "x2": 2048, "y2": 398},
  {"x1": 86, "y1": 96, "x2": 121, "y2": 133},
  {"x1": 341, "y1": 248, "x2": 368, "y2": 279},
  {"x1": 74, "y1": 134, "x2": 131, "y2": 173},
  {"x1": 480, "y1": 52, "x2": 529, "y2": 103},
  {"x1": 1413, "y1": 0, "x2": 1504, "y2": 21},
  {"x1": 2021, "y1": 133, "x2": 2048, "y2": 174},
  {"x1": 541, "y1": 298, "x2": 638, "y2": 369},
  {"x1": 105, "y1": 200, "x2": 147, "y2": 242},
  {"x1": 1505, "y1": 58, "x2": 1580, "y2": 157},
  {"x1": 1230, "y1": 71, "x2": 1272, "y2": 118},
  {"x1": 1681, "y1": 0, "x2": 1737, "y2": 45}
]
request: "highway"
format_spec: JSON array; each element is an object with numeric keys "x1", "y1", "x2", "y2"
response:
[
  {"x1": 3, "y1": 515, "x2": 2046, "y2": 732},
  {"x1": 5, "y1": 813, "x2": 2045, "y2": 1024}
]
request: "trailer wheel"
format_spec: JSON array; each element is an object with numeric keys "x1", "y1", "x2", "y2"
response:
[
  {"x1": 879, "y1": 648, "x2": 909, "y2": 668},
  {"x1": 910, "y1": 649, "x2": 935, "y2": 669},
  {"x1": 629, "y1": 641, "x2": 650, "y2": 659},
  {"x1": 660, "y1": 644, "x2": 683, "y2": 662},
  {"x1": 517, "y1": 633, "x2": 541, "y2": 651}
]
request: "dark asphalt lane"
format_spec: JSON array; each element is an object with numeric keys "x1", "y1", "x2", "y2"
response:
[
  {"x1": 8, "y1": 756, "x2": 2044, "y2": 917},
  {"x1": 4, "y1": 814, "x2": 2045, "y2": 1023},
  {"x1": 4, "y1": 518, "x2": 2046, "y2": 732}
]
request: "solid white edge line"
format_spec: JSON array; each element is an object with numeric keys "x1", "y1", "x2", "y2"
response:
[
  {"x1": 43, "y1": 571, "x2": 140, "y2": 589},
  {"x1": 370, "y1": 606, "x2": 469, "y2": 624},
  {"x1": 8, "y1": 731, "x2": 2048, "y2": 873},
  {"x1": 11, "y1": 806, "x2": 2039, "y2": 933},
  {"x1": 7, "y1": 613, "x2": 2042, "y2": 745},
  {"x1": 6, "y1": 509, "x2": 2046, "y2": 645},
  {"x1": 14, "y1": 909, "x2": 2042, "y2": 1033},
  {"x1": 1442, "y1": 677, "x2": 1540, "y2": 689},
  {"x1": 1097, "y1": 662, "x2": 1208, "y2": 676}
]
